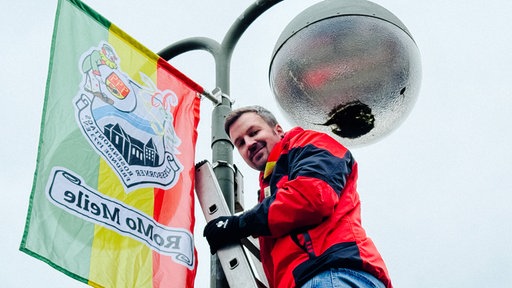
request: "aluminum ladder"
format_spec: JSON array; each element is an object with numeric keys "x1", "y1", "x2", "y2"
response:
[{"x1": 195, "y1": 160, "x2": 269, "y2": 288}]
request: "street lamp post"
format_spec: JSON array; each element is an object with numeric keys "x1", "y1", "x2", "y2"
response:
[
  {"x1": 159, "y1": 0, "x2": 421, "y2": 287},
  {"x1": 159, "y1": 1, "x2": 284, "y2": 287}
]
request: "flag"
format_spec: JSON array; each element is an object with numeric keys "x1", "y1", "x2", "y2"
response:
[{"x1": 20, "y1": 0, "x2": 203, "y2": 287}]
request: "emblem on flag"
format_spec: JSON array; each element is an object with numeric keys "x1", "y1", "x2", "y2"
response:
[{"x1": 75, "y1": 42, "x2": 184, "y2": 191}]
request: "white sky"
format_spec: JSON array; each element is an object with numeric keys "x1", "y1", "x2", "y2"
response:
[{"x1": 2, "y1": 0, "x2": 512, "y2": 287}]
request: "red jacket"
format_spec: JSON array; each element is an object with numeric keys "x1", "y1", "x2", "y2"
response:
[{"x1": 238, "y1": 127, "x2": 392, "y2": 288}]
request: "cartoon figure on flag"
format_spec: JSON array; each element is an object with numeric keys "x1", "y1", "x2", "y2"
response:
[
  {"x1": 75, "y1": 42, "x2": 183, "y2": 191},
  {"x1": 81, "y1": 44, "x2": 127, "y2": 108}
]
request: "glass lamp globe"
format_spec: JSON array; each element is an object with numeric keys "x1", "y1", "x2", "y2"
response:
[{"x1": 269, "y1": 0, "x2": 422, "y2": 147}]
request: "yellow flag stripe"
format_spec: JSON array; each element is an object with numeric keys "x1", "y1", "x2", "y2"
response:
[{"x1": 88, "y1": 27, "x2": 157, "y2": 288}]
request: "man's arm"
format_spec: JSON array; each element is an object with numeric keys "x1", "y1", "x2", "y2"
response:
[
  {"x1": 204, "y1": 131, "x2": 354, "y2": 251},
  {"x1": 241, "y1": 131, "x2": 354, "y2": 238}
]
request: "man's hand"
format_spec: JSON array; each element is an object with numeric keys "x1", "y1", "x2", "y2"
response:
[{"x1": 203, "y1": 216, "x2": 241, "y2": 254}]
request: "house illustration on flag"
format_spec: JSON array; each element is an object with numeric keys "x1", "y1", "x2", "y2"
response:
[{"x1": 103, "y1": 123, "x2": 160, "y2": 167}]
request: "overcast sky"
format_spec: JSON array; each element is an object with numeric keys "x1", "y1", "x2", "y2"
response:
[{"x1": 2, "y1": 0, "x2": 512, "y2": 287}]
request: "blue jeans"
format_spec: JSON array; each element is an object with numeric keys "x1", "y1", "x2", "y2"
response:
[{"x1": 301, "y1": 268, "x2": 385, "y2": 288}]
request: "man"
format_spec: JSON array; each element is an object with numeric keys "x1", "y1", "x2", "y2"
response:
[{"x1": 203, "y1": 106, "x2": 392, "y2": 288}]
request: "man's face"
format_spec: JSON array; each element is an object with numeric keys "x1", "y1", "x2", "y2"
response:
[{"x1": 229, "y1": 112, "x2": 284, "y2": 171}]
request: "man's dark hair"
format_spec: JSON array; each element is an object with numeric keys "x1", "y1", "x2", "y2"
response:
[{"x1": 224, "y1": 105, "x2": 279, "y2": 137}]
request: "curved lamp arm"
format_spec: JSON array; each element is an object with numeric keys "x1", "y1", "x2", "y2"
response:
[
  {"x1": 159, "y1": 37, "x2": 221, "y2": 61},
  {"x1": 159, "y1": 0, "x2": 283, "y2": 94}
]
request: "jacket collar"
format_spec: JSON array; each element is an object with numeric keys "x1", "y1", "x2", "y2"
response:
[{"x1": 260, "y1": 127, "x2": 304, "y2": 180}]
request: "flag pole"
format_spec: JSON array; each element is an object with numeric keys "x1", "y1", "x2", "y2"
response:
[{"x1": 159, "y1": 1, "x2": 283, "y2": 287}]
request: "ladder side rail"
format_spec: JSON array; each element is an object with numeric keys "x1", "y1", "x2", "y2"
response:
[{"x1": 241, "y1": 237, "x2": 269, "y2": 288}]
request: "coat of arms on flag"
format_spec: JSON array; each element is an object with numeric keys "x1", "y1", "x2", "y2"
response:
[
  {"x1": 20, "y1": 0, "x2": 203, "y2": 287},
  {"x1": 75, "y1": 42, "x2": 184, "y2": 191}
]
